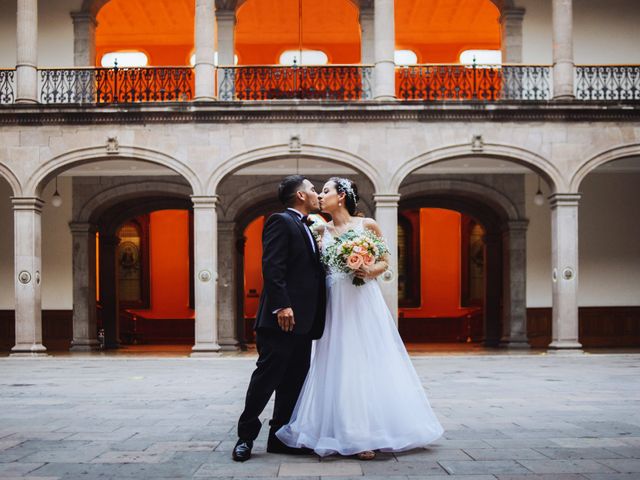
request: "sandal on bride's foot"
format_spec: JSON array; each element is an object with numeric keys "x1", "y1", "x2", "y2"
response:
[{"x1": 357, "y1": 450, "x2": 376, "y2": 460}]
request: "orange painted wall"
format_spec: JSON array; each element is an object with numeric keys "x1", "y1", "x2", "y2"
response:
[
  {"x1": 143, "y1": 210, "x2": 193, "y2": 319},
  {"x1": 244, "y1": 216, "x2": 265, "y2": 318},
  {"x1": 95, "y1": 0, "x2": 500, "y2": 67},
  {"x1": 401, "y1": 208, "x2": 474, "y2": 318}
]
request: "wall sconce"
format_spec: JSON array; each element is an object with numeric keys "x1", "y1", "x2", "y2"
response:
[{"x1": 51, "y1": 176, "x2": 62, "y2": 208}]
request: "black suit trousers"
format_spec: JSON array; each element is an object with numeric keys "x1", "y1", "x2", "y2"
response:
[{"x1": 237, "y1": 328, "x2": 312, "y2": 441}]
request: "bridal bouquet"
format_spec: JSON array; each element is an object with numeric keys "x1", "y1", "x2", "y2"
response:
[{"x1": 322, "y1": 229, "x2": 388, "y2": 286}]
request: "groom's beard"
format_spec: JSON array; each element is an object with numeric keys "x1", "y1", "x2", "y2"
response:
[{"x1": 310, "y1": 206, "x2": 322, "y2": 214}]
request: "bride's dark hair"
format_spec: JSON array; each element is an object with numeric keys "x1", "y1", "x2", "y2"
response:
[{"x1": 329, "y1": 177, "x2": 359, "y2": 216}]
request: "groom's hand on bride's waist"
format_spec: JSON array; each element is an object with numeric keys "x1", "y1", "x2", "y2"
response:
[{"x1": 277, "y1": 307, "x2": 295, "y2": 332}]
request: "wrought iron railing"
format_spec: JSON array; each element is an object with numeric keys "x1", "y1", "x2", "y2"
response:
[
  {"x1": 39, "y1": 66, "x2": 194, "y2": 104},
  {"x1": 575, "y1": 65, "x2": 640, "y2": 101},
  {"x1": 0, "y1": 69, "x2": 15, "y2": 104},
  {"x1": 1, "y1": 64, "x2": 638, "y2": 104},
  {"x1": 397, "y1": 64, "x2": 552, "y2": 101},
  {"x1": 218, "y1": 65, "x2": 373, "y2": 101}
]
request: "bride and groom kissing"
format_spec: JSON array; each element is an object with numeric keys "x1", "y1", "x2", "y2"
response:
[{"x1": 233, "y1": 175, "x2": 444, "y2": 462}]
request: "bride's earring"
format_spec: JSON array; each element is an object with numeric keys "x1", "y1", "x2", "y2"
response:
[{"x1": 339, "y1": 202, "x2": 342, "y2": 207}]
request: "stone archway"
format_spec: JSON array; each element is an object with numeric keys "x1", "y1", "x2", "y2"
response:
[
  {"x1": 398, "y1": 176, "x2": 529, "y2": 347},
  {"x1": 69, "y1": 177, "x2": 193, "y2": 350}
]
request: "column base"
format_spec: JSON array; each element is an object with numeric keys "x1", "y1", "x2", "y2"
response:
[
  {"x1": 194, "y1": 96, "x2": 216, "y2": 102},
  {"x1": 500, "y1": 340, "x2": 530, "y2": 349},
  {"x1": 190, "y1": 343, "x2": 222, "y2": 357},
  {"x1": 547, "y1": 340, "x2": 583, "y2": 354},
  {"x1": 15, "y1": 98, "x2": 38, "y2": 104},
  {"x1": 552, "y1": 94, "x2": 576, "y2": 101},
  {"x1": 219, "y1": 338, "x2": 240, "y2": 351},
  {"x1": 70, "y1": 340, "x2": 101, "y2": 352},
  {"x1": 373, "y1": 95, "x2": 396, "y2": 101},
  {"x1": 10, "y1": 343, "x2": 48, "y2": 357}
]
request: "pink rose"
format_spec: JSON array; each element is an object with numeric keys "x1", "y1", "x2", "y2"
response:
[
  {"x1": 363, "y1": 254, "x2": 375, "y2": 266},
  {"x1": 347, "y1": 254, "x2": 364, "y2": 270}
]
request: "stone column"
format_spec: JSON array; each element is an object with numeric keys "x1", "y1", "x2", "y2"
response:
[
  {"x1": 216, "y1": 9, "x2": 236, "y2": 99},
  {"x1": 552, "y1": 0, "x2": 575, "y2": 99},
  {"x1": 69, "y1": 222, "x2": 100, "y2": 351},
  {"x1": 194, "y1": 0, "x2": 216, "y2": 100},
  {"x1": 500, "y1": 7, "x2": 525, "y2": 63},
  {"x1": 360, "y1": 7, "x2": 374, "y2": 64},
  {"x1": 217, "y1": 221, "x2": 238, "y2": 350},
  {"x1": 374, "y1": 193, "x2": 400, "y2": 323},
  {"x1": 548, "y1": 193, "x2": 582, "y2": 351},
  {"x1": 16, "y1": 0, "x2": 38, "y2": 103},
  {"x1": 11, "y1": 198, "x2": 46, "y2": 356},
  {"x1": 373, "y1": 0, "x2": 395, "y2": 100},
  {"x1": 99, "y1": 233, "x2": 120, "y2": 349},
  {"x1": 501, "y1": 220, "x2": 529, "y2": 348},
  {"x1": 483, "y1": 232, "x2": 502, "y2": 347},
  {"x1": 71, "y1": 12, "x2": 97, "y2": 66},
  {"x1": 191, "y1": 196, "x2": 221, "y2": 355}
]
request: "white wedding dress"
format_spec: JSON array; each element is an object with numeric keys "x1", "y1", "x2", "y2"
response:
[{"x1": 276, "y1": 219, "x2": 444, "y2": 457}]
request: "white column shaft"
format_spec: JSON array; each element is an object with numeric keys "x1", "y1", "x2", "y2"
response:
[
  {"x1": 194, "y1": 0, "x2": 216, "y2": 100},
  {"x1": 374, "y1": 194, "x2": 400, "y2": 324},
  {"x1": 552, "y1": 0, "x2": 575, "y2": 99},
  {"x1": 16, "y1": 0, "x2": 38, "y2": 103},
  {"x1": 71, "y1": 12, "x2": 97, "y2": 66},
  {"x1": 501, "y1": 220, "x2": 529, "y2": 347},
  {"x1": 217, "y1": 221, "x2": 238, "y2": 350},
  {"x1": 191, "y1": 196, "x2": 221, "y2": 355},
  {"x1": 11, "y1": 198, "x2": 46, "y2": 355},
  {"x1": 549, "y1": 194, "x2": 582, "y2": 350},
  {"x1": 373, "y1": 0, "x2": 395, "y2": 100},
  {"x1": 360, "y1": 8, "x2": 374, "y2": 64},
  {"x1": 216, "y1": 10, "x2": 236, "y2": 99},
  {"x1": 70, "y1": 222, "x2": 99, "y2": 351},
  {"x1": 500, "y1": 7, "x2": 525, "y2": 63}
]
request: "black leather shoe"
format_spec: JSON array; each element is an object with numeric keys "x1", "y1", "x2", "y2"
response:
[
  {"x1": 232, "y1": 439, "x2": 253, "y2": 462},
  {"x1": 267, "y1": 435, "x2": 313, "y2": 455}
]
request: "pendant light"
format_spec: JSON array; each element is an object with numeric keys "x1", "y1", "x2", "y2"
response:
[
  {"x1": 51, "y1": 176, "x2": 62, "y2": 208},
  {"x1": 533, "y1": 175, "x2": 545, "y2": 207}
]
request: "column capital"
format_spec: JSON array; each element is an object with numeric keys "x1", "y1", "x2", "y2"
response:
[
  {"x1": 359, "y1": 5, "x2": 374, "y2": 21},
  {"x1": 549, "y1": 193, "x2": 581, "y2": 208},
  {"x1": 373, "y1": 193, "x2": 401, "y2": 206},
  {"x1": 218, "y1": 221, "x2": 236, "y2": 234},
  {"x1": 215, "y1": 9, "x2": 237, "y2": 23},
  {"x1": 191, "y1": 195, "x2": 220, "y2": 209},
  {"x1": 70, "y1": 11, "x2": 98, "y2": 27},
  {"x1": 499, "y1": 6, "x2": 526, "y2": 22},
  {"x1": 506, "y1": 219, "x2": 530, "y2": 232},
  {"x1": 68, "y1": 221, "x2": 97, "y2": 234},
  {"x1": 11, "y1": 197, "x2": 44, "y2": 212}
]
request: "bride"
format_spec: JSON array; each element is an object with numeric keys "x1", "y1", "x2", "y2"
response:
[{"x1": 276, "y1": 177, "x2": 444, "y2": 460}]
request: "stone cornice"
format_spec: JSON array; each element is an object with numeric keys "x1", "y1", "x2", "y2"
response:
[{"x1": 0, "y1": 101, "x2": 639, "y2": 125}]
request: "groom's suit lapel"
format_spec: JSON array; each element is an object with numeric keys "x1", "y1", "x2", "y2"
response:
[{"x1": 285, "y1": 210, "x2": 317, "y2": 263}]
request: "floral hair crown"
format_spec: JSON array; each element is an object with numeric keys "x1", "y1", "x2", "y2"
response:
[{"x1": 335, "y1": 178, "x2": 357, "y2": 207}]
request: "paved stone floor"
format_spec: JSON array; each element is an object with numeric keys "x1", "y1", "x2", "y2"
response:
[{"x1": 1, "y1": 353, "x2": 639, "y2": 479}]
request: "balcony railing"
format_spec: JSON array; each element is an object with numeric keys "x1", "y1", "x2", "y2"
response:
[
  {"x1": 218, "y1": 65, "x2": 373, "y2": 101},
  {"x1": 0, "y1": 69, "x2": 15, "y2": 105},
  {"x1": 39, "y1": 66, "x2": 193, "y2": 104},
  {"x1": 397, "y1": 64, "x2": 552, "y2": 101},
  {"x1": 1, "y1": 64, "x2": 639, "y2": 105},
  {"x1": 575, "y1": 65, "x2": 640, "y2": 101}
]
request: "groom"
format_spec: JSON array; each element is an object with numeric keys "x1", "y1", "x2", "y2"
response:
[{"x1": 233, "y1": 175, "x2": 326, "y2": 462}]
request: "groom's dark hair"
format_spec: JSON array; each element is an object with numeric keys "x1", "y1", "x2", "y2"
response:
[{"x1": 278, "y1": 175, "x2": 308, "y2": 207}]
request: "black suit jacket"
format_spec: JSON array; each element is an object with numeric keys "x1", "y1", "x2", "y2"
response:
[{"x1": 255, "y1": 210, "x2": 326, "y2": 339}]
